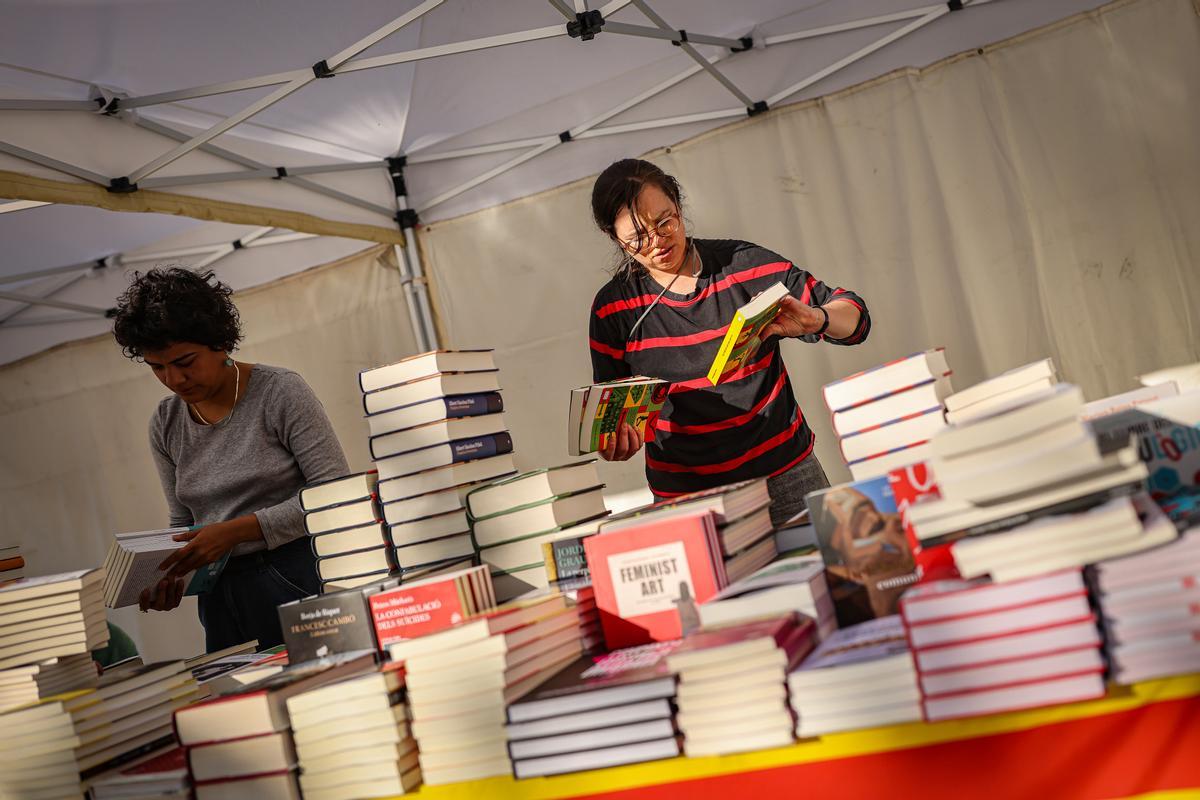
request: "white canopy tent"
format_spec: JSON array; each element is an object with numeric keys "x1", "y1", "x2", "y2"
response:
[
  {"x1": 0, "y1": 0, "x2": 1112, "y2": 363},
  {"x1": 2, "y1": 0, "x2": 1197, "y2": 660}
]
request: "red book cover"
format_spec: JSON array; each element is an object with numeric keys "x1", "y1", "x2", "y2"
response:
[
  {"x1": 584, "y1": 510, "x2": 723, "y2": 649},
  {"x1": 368, "y1": 579, "x2": 471, "y2": 647},
  {"x1": 888, "y1": 461, "x2": 961, "y2": 583}
]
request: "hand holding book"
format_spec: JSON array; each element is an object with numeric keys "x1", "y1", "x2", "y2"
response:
[
  {"x1": 599, "y1": 422, "x2": 644, "y2": 462},
  {"x1": 760, "y1": 295, "x2": 829, "y2": 340}
]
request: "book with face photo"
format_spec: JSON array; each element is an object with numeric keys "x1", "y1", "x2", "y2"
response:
[{"x1": 805, "y1": 476, "x2": 917, "y2": 625}]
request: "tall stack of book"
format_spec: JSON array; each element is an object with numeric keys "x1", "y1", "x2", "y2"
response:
[
  {"x1": 1091, "y1": 526, "x2": 1200, "y2": 684},
  {"x1": 788, "y1": 615, "x2": 920, "y2": 737},
  {"x1": 669, "y1": 615, "x2": 816, "y2": 757},
  {"x1": 64, "y1": 661, "x2": 202, "y2": 779},
  {"x1": 698, "y1": 556, "x2": 837, "y2": 639},
  {"x1": 943, "y1": 358, "x2": 1056, "y2": 425},
  {"x1": 566, "y1": 586, "x2": 603, "y2": 654},
  {"x1": 0, "y1": 700, "x2": 84, "y2": 798},
  {"x1": 0, "y1": 540, "x2": 24, "y2": 582},
  {"x1": 467, "y1": 461, "x2": 609, "y2": 602},
  {"x1": 950, "y1": 494, "x2": 1177, "y2": 582},
  {"x1": 906, "y1": 384, "x2": 1151, "y2": 551},
  {"x1": 390, "y1": 594, "x2": 581, "y2": 784},
  {"x1": 899, "y1": 570, "x2": 1105, "y2": 721},
  {"x1": 361, "y1": 350, "x2": 517, "y2": 580},
  {"x1": 286, "y1": 662, "x2": 420, "y2": 799},
  {"x1": 586, "y1": 508, "x2": 728, "y2": 649},
  {"x1": 0, "y1": 654, "x2": 98, "y2": 714},
  {"x1": 174, "y1": 655, "x2": 374, "y2": 800},
  {"x1": 822, "y1": 348, "x2": 953, "y2": 480},
  {"x1": 0, "y1": 569, "x2": 108, "y2": 671},
  {"x1": 505, "y1": 643, "x2": 680, "y2": 778},
  {"x1": 300, "y1": 471, "x2": 392, "y2": 592}
]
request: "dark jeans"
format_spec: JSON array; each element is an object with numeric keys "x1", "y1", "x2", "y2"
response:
[
  {"x1": 764, "y1": 454, "x2": 831, "y2": 528},
  {"x1": 197, "y1": 535, "x2": 319, "y2": 653}
]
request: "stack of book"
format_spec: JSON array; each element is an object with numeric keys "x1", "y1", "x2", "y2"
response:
[
  {"x1": 369, "y1": 565, "x2": 494, "y2": 650},
  {"x1": 103, "y1": 529, "x2": 227, "y2": 608},
  {"x1": 566, "y1": 586, "x2": 603, "y2": 653},
  {"x1": 906, "y1": 384, "x2": 1150, "y2": 549},
  {"x1": 0, "y1": 653, "x2": 98, "y2": 714},
  {"x1": 1091, "y1": 526, "x2": 1200, "y2": 684},
  {"x1": 191, "y1": 645, "x2": 288, "y2": 696},
  {"x1": 174, "y1": 655, "x2": 374, "y2": 800},
  {"x1": 787, "y1": 615, "x2": 919, "y2": 737},
  {"x1": 361, "y1": 351, "x2": 517, "y2": 580},
  {"x1": 390, "y1": 594, "x2": 581, "y2": 784},
  {"x1": 505, "y1": 643, "x2": 680, "y2": 778},
  {"x1": 467, "y1": 461, "x2": 609, "y2": 601},
  {"x1": 300, "y1": 471, "x2": 392, "y2": 592},
  {"x1": 669, "y1": 615, "x2": 816, "y2": 757},
  {"x1": 899, "y1": 570, "x2": 1105, "y2": 721},
  {"x1": 655, "y1": 479, "x2": 779, "y2": 585},
  {"x1": 286, "y1": 662, "x2": 419, "y2": 799},
  {"x1": 0, "y1": 540, "x2": 23, "y2": 582},
  {"x1": 63, "y1": 661, "x2": 201, "y2": 778},
  {"x1": 567, "y1": 376, "x2": 667, "y2": 456},
  {"x1": 822, "y1": 348, "x2": 953, "y2": 480},
  {"x1": 1, "y1": 569, "x2": 108, "y2": 670},
  {"x1": 698, "y1": 555, "x2": 836, "y2": 639},
  {"x1": 586, "y1": 508, "x2": 728, "y2": 649},
  {"x1": 943, "y1": 358, "x2": 1057, "y2": 425},
  {"x1": 0, "y1": 700, "x2": 84, "y2": 798},
  {"x1": 950, "y1": 494, "x2": 1177, "y2": 582},
  {"x1": 89, "y1": 747, "x2": 189, "y2": 800}
]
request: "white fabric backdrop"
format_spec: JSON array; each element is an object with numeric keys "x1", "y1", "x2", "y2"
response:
[
  {"x1": 417, "y1": 0, "x2": 1200, "y2": 495},
  {"x1": 0, "y1": 245, "x2": 416, "y2": 660}
]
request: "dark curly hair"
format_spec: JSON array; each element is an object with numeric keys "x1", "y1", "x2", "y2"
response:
[{"x1": 112, "y1": 267, "x2": 243, "y2": 360}]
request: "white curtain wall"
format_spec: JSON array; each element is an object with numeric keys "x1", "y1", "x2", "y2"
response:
[
  {"x1": 0, "y1": 245, "x2": 417, "y2": 659},
  {"x1": 419, "y1": 0, "x2": 1200, "y2": 495}
]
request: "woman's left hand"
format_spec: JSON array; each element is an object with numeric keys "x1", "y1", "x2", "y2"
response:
[
  {"x1": 761, "y1": 295, "x2": 827, "y2": 339},
  {"x1": 158, "y1": 521, "x2": 241, "y2": 579}
]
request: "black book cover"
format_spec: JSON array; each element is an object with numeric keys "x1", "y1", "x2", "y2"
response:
[{"x1": 277, "y1": 585, "x2": 391, "y2": 662}]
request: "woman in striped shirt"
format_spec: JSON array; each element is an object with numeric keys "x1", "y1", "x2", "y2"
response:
[{"x1": 589, "y1": 159, "x2": 872, "y2": 525}]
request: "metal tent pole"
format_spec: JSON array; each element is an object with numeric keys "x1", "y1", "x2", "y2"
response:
[
  {"x1": 0, "y1": 272, "x2": 95, "y2": 325},
  {"x1": 0, "y1": 289, "x2": 110, "y2": 316},
  {"x1": 387, "y1": 158, "x2": 439, "y2": 351}
]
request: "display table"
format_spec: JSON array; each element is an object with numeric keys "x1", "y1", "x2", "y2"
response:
[{"x1": 408, "y1": 674, "x2": 1200, "y2": 800}]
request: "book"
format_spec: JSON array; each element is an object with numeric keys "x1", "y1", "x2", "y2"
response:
[
  {"x1": 568, "y1": 377, "x2": 668, "y2": 456},
  {"x1": 1139, "y1": 361, "x2": 1200, "y2": 392},
  {"x1": 369, "y1": 413, "x2": 507, "y2": 461},
  {"x1": 315, "y1": 546, "x2": 394, "y2": 583},
  {"x1": 1090, "y1": 390, "x2": 1200, "y2": 503},
  {"x1": 823, "y1": 349, "x2": 950, "y2": 413},
  {"x1": 945, "y1": 377, "x2": 1058, "y2": 425},
  {"x1": 278, "y1": 583, "x2": 391, "y2": 662},
  {"x1": 173, "y1": 654, "x2": 375, "y2": 745},
  {"x1": 303, "y1": 497, "x2": 380, "y2": 536},
  {"x1": 847, "y1": 441, "x2": 933, "y2": 481},
  {"x1": 362, "y1": 371, "x2": 501, "y2": 415},
  {"x1": 806, "y1": 476, "x2": 917, "y2": 624},
  {"x1": 368, "y1": 565, "x2": 492, "y2": 648},
  {"x1": 471, "y1": 488, "x2": 608, "y2": 549},
  {"x1": 310, "y1": 522, "x2": 390, "y2": 558},
  {"x1": 374, "y1": 432, "x2": 513, "y2": 482},
  {"x1": 921, "y1": 672, "x2": 1105, "y2": 721},
  {"x1": 386, "y1": 593, "x2": 563, "y2": 665},
  {"x1": 643, "y1": 478, "x2": 771, "y2": 525},
  {"x1": 943, "y1": 358, "x2": 1056, "y2": 413},
  {"x1": 359, "y1": 350, "x2": 495, "y2": 393},
  {"x1": 102, "y1": 528, "x2": 229, "y2": 609},
  {"x1": 585, "y1": 509, "x2": 725, "y2": 648},
  {"x1": 706, "y1": 281, "x2": 789, "y2": 385},
  {"x1": 377, "y1": 453, "x2": 517, "y2": 503},
  {"x1": 933, "y1": 383, "x2": 1084, "y2": 461},
  {"x1": 388, "y1": 509, "x2": 469, "y2": 546},
  {"x1": 194, "y1": 769, "x2": 301, "y2": 800},
  {"x1": 392, "y1": 533, "x2": 476, "y2": 570},
  {"x1": 839, "y1": 406, "x2": 947, "y2": 463},
  {"x1": 299, "y1": 471, "x2": 378, "y2": 513},
  {"x1": 466, "y1": 461, "x2": 601, "y2": 520},
  {"x1": 699, "y1": 557, "x2": 835, "y2": 636},
  {"x1": 1080, "y1": 382, "x2": 1181, "y2": 421},
  {"x1": 382, "y1": 476, "x2": 516, "y2": 527},
  {"x1": 513, "y1": 738, "x2": 679, "y2": 779},
  {"x1": 832, "y1": 376, "x2": 955, "y2": 437},
  {"x1": 367, "y1": 392, "x2": 503, "y2": 439},
  {"x1": 188, "y1": 732, "x2": 295, "y2": 782},
  {"x1": 542, "y1": 523, "x2": 602, "y2": 588}
]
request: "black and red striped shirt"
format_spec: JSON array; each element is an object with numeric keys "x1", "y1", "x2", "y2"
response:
[{"x1": 589, "y1": 239, "x2": 871, "y2": 497}]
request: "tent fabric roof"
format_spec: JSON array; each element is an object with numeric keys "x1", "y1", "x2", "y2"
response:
[{"x1": 0, "y1": 0, "x2": 1110, "y2": 360}]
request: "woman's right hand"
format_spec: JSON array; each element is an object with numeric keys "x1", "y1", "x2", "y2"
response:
[
  {"x1": 600, "y1": 422, "x2": 644, "y2": 461},
  {"x1": 139, "y1": 576, "x2": 186, "y2": 612}
]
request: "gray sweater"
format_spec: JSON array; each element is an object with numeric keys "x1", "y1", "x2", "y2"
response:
[{"x1": 149, "y1": 364, "x2": 349, "y2": 556}]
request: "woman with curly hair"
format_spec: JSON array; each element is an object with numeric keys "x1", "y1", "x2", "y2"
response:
[{"x1": 112, "y1": 267, "x2": 349, "y2": 652}]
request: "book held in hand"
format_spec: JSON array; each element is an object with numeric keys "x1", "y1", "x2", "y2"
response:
[
  {"x1": 567, "y1": 377, "x2": 667, "y2": 456},
  {"x1": 102, "y1": 529, "x2": 229, "y2": 609},
  {"x1": 707, "y1": 281, "x2": 789, "y2": 385}
]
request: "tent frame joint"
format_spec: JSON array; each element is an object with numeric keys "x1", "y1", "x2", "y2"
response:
[
  {"x1": 394, "y1": 209, "x2": 420, "y2": 230},
  {"x1": 387, "y1": 156, "x2": 410, "y2": 200},
  {"x1": 311, "y1": 59, "x2": 336, "y2": 79},
  {"x1": 567, "y1": 9, "x2": 605, "y2": 40},
  {"x1": 747, "y1": 100, "x2": 769, "y2": 117},
  {"x1": 107, "y1": 177, "x2": 139, "y2": 194},
  {"x1": 273, "y1": 167, "x2": 288, "y2": 179},
  {"x1": 948, "y1": 0, "x2": 964, "y2": 10},
  {"x1": 730, "y1": 35, "x2": 754, "y2": 52},
  {"x1": 558, "y1": 130, "x2": 573, "y2": 143}
]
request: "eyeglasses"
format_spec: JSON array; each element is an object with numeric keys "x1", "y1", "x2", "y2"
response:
[{"x1": 617, "y1": 213, "x2": 680, "y2": 254}]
